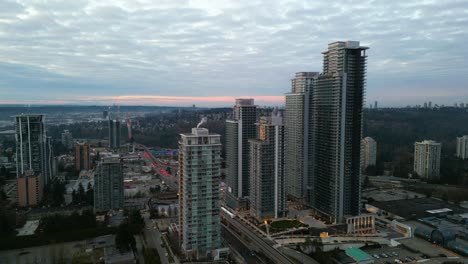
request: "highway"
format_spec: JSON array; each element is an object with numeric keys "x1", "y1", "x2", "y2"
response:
[
  {"x1": 221, "y1": 210, "x2": 295, "y2": 264},
  {"x1": 137, "y1": 143, "x2": 179, "y2": 190}
]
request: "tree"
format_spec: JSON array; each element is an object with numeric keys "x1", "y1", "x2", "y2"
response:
[
  {"x1": 0, "y1": 206, "x2": 15, "y2": 236},
  {"x1": 442, "y1": 193, "x2": 449, "y2": 202},
  {"x1": 72, "y1": 190, "x2": 77, "y2": 204},
  {"x1": 77, "y1": 183, "x2": 85, "y2": 203},
  {"x1": 115, "y1": 223, "x2": 136, "y2": 253},
  {"x1": 363, "y1": 176, "x2": 370, "y2": 188},
  {"x1": 129, "y1": 210, "x2": 144, "y2": 226},
  {"x1": 85, "y1": 183, "x2": 94, "y2": 205}
]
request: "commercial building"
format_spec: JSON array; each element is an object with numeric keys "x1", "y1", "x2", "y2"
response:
[
  {"x1": 225, "y1": 99, "x2": 257, "y2": 198},
  {"x1": 249, "y1": 113, "x2": 286, "y2": 221},
  {"x1": 284, "y1": 72, "x2": 318, "y2": 201},
  {"x1": 109, "y1": 120, "x2": 121, "y2": 149},
  {"x1": 456, "y1": 135, "x2": 468, "y2": 160},
  {"x1": 414, "y1": 140, "x2": 441, "y2": 180},
  {"x1": 179, "y1": 127, "x2": 222, "y2": 260},
  {"x1": 361, "y1": 137, "x2": 377, "y2": 171},
  {"x1": 61, "y1": 130, "x2": 73, "y2": 149},
  {"x1": 310, "y1": 41, "x2": 368, "y2": 223},
  {"x1": 14, "y1": 114, "x2": 52, "y2": 186},
  {"x1": 75, "y1": 141, "x2": 91, "y2": 171},
  {"x1": 17, "y1": 171, "x2": 43, "y2": 207},
  {"x1": 94, "y1": 158, "x2": 124, "y2": 211}
]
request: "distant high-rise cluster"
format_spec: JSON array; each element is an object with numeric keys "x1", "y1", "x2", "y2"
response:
[
  {"x1": 94, "y1": 157, "x2": 124, "y2": 211},
  {"x1": 361, "y1": 137, "x2": 377, "y2": 171},
  {"x1": 249, "y1": 112, "x2": 287, "y2": 221},
  {"x1": 414, "y1": 140, "x2": 441, "y2": 181},
  {"x1": 225, "y1": 99, "x2": 257, "y2": 198},
  {"x1": 224, "y1": 41, "x2": 369, "y2": 223},
  {"x1": 179, "y1": 127, "x2": 222, "y2": 259},
  {"x1": 456, "y1": 135, "x2": 468, "y2": 160}
]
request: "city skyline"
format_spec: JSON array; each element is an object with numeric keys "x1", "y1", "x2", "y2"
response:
[{"x1": 1, "y1": 1, "x2": 467, "y2": 106}]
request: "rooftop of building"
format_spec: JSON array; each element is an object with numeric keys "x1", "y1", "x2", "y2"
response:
[
  {"x1": 326, "y1": 40, "x2": 369, "y2": 50},
  {"x1": 369, "y1": 197, "x2": 467, "y2": 219},
  {"x1": 345, "y1": 247, "x2": 373, "y2": 262},
  {"x1": 294, "y1": 72, "x2": 319, "y2": 78},
  {"x1": 180, "y1": 127, "x2": 220, "y2": 137},
  {"x1": 362, "y1": 188, "x2": 425, "y2": 202},
  {"x1": 415, "y1": 140, "x2": 441, "y2": 145},
  {"x1": 235, "y1": 98, "x2": 255, "y2": 106},
  {"x1": 104, "y1": 247, "x2": 135, "y2": 263}
]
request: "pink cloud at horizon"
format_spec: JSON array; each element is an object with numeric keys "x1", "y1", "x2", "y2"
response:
[{"x1": 0, "y1": 95, "x2": 286, "y2": 106}]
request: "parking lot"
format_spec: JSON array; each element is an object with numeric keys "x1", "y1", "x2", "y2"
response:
[{"x1": 365, "y1": 247, "x2": 422, "y2": 264}]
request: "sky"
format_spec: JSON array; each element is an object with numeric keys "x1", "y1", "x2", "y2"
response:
[{"x1": 0, "y1": 0, "x2": 467, "y2": 107}]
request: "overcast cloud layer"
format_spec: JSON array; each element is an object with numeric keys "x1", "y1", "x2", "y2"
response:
[{"x1": 0, "y1": 0, "x2": 467, "y2": 106}]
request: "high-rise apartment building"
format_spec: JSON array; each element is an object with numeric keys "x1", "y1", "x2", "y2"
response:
[
  {"x1": 94, "y1": 157, "x2": 123, "y2": 211},
  {"x1": 284, "y1": 72, "x2": 318, "y2": 201},
  {"x1": 44, "y1": 136, "x2": 54, "y2": 183},
  {"x1": 179, "y1": 127, "x2": 222, "y2": 259},
  {"x1": 15, "y1": 114, "x2": 52, "y2": 186},
  {"x1": 249, "y1": 113, "x2": 286, "y2": 221},
  {"x1": 61, "y1": 130, "x2": 73, "y2": 149},
  {"x1": 109, "y1": 120, "x2": 121, "y2": 149},
  {"x1": 456, "y1": 135, "x2": 468, "y2": 160},
  {"x1": 310, "y1": 41, "x2": 368, "y2": 223},
  {"x1": 75, "y1": 142, "x2": 91, "y2": 171},
  {"x1": 225, "y1": 99, "x2": 257, "y2": 198},
  {"x1": 414, "y1": 140, "x2": 441, "y2": 180},
  {"x1": 17, "y1": 171, "x2": 43, "y2": 207},
  {"x1": 361, "y1": 137, "x2": 377, "y2": 171}
]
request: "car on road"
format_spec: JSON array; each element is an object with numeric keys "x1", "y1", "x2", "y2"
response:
[{"x1": 372, "y1": 254, "x2": 380, "y2": 259}]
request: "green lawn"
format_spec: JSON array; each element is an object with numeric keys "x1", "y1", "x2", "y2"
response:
[{"x1": 270, "y1": 220, "x2": 305, "y2": 230}]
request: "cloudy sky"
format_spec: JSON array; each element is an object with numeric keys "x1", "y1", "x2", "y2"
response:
[{"x1": 0, "y1": 0, "x2": 467, "y2": 107}]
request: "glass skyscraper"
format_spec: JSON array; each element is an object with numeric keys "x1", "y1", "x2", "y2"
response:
[{"x1": 310, "y1": 41, "x2": 368, "y2": 223}]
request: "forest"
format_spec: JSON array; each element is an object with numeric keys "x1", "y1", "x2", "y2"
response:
[{"x1": 363, "y1": 107, "x2": 468, "y2": 184}]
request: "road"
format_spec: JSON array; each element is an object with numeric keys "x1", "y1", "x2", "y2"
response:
[
  {"x1": 221, "y1": 224, "x2": 265, "y2": 264},
  {"x1": 143, "y1": 213, "x2": 170, "y2": 264},
  {"x1": 137, "y1": 143, "x2": 179, "y2": 191},
  {"x1": 221, "y1": 210, "x2": 295, "y2": 264}
]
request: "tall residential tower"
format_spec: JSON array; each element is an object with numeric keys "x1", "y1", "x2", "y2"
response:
[
  {"x1": 249, "y1": 113, "x2": 287, "y2": 221},
  {"x1": 75, "y1": 141, "x2": 91, "y2": 171},
  {"x1": 225, "y1": 99, "x2": 257, "y2": 198},
  {"x1": 109, "y1": 119, "x2": 121, "y2": 149},
  {"x1": 284, "y1": 72, "x2": 318, "y2": 202},
  {"x1": 14, "y1": 114, "x2": 53, "y2": 186},
  {"x1": 361, "y1": 137, "x2": 377, "y2": 171},
  {"x1": 310, "y1": 41, "x2": 368, "y2": 223},
  {"x1": 456, "y1": 135, "x2": 468, "y2": 160},
  {"x1": 179, "y1": 127, "x2": 222, "y2": 259},
  {"x1": 414, "y1": 140, "x2": 441, "y2": 181},
  {"x1": 94, "y1": 157, "x2": 124, "y2": 211}
]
